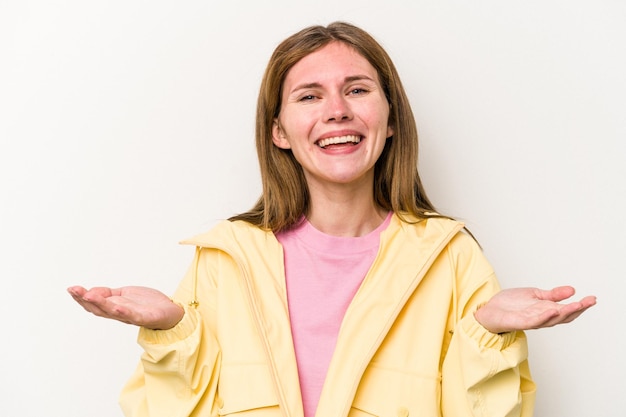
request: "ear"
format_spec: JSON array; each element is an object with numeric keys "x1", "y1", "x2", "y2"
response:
[
  {"x1": 386, "y1": 102, "x2": 394, "y2": 139},
  {"x1": 386, "y1": 124, "x2": 394, "y2": 139},
  {"x1": 272, "y1": 119, "x2": 291, "y2": 149}
]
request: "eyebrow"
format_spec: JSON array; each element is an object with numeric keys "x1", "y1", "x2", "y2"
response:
[{"x1": 289, "y1": 75, "x2": 376, "y2": 94}]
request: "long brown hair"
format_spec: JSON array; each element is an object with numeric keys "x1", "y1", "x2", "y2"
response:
[{"x1": 230, "y1": 21, "x2": 441, "y2": 232}]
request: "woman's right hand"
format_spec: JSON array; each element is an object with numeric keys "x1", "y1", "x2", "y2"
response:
[{"x1": 67, "y1": 285, "x2": 185, "y2": 330}]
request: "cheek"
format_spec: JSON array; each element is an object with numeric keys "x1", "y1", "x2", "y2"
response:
[
  {"x1": 365, "y1": 108, "x2": 391, "y2": 133},
  {"x1": 356, "y1": 99, "x2": 389, "y2": 124},
  {"x1": 283, "y1": 113, "x2": 317, "y2": 141}
]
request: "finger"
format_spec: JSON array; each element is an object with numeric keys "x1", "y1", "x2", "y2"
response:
[
  {"x1": 555, "y1": 296, "x2": 597, "y2": 317},
  {"x1": 84, "y1": 286, "x2": 115, "y2": 298},
  {"x1": 70, "y1": 295, "x2": 112, "y2": 317},
  {"x1": 82, "y1": 296, "x2": 135, "y2": 322},
  {"x1": 579, "y1": 295, "x2": 597, "y2": 308},
  {"x1": 72, "y1": 289, "x2": 122, "y2": 316},
  {"x1": 68, "y1": 287, "x2": 113, "y2": 312},
  {"x1": 557, "y1": 310, "x2": 586, "y2": 325},
  {"x1": 68, "y1": 286, "x2": 94, "y2": 302},
  {"x1": 526, "y1": 308, "x2": 561, "y2": 329},
  {"x1": 556, "y1": 300, "x2": 585, "y2": 316},
  {"x1": 68, "y1": 289, "x2": 100, "y2": 313},
  {"x1": 67, "y1": 285, "x2": 85, "y2": 295},
  {"x1": 68, "y1": 286, "x2": 143, "y2": 325},
  {"x1": 535, "y1": 286, "x2": 576, "y2": 303},
  {"x1": 94, "y1": 302, "x2": 133, "y2": 321},
  {"x1": 81, "y1": 302, "x2": 111, "y2": 318},
  {"x1": 555, "y1": 302, "x2": 596, "y2": 325},
  {"x1": 537, "y1": 301, "x2": 596, "y2": 328}
]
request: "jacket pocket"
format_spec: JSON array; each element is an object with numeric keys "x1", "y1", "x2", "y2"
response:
[
  {"x1": 349, "y1": 365, "x2": 442, "y2": 417},
  {"x1": 217, "y1": 363, "x2": 280, "y2": 416}
]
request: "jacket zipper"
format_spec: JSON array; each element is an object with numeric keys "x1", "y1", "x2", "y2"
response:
[
  {"x1": 235, "y1": 251, "x2": 291, "y2": 417},
  {"x1": 192, "y1": 244, "x2": 291, "y2": 417},
  {"x1": 339, "y1": 223, "x2": 463, "y2": 417}
]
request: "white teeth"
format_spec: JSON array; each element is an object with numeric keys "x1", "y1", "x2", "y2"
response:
[{"x1": 318, "y1": 135, "x2": 361, "y2": 148}]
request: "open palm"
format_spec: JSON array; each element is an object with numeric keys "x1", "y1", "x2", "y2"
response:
[
  {"x1": 67, "y1": 285, "x2": 184, "y2": 330},
  {"x1": 474, "y1": 286, "x2": 597, "y2": 334}
]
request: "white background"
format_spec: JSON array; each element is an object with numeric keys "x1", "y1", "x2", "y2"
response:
[{"x1": 1, "y1": 1, "x2": 624, "y2": 416}]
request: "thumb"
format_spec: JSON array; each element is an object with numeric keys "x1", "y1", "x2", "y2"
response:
[{"x1": 540, "y1": 286, "x2": 576, "y2": 302}]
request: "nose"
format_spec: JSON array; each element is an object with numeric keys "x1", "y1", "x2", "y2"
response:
[{"x1": 325, "y1": 94, "x2": 353, "y2": 122}]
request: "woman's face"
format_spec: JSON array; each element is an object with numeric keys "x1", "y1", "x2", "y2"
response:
[{"x1": 272, "y1": 42, "x2": 393, "y2": 191}]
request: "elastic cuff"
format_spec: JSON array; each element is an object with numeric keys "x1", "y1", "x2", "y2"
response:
[
  {"x1": 461, "y1": 313, "x2": 517, "y2": 350},
  {"x1": 138, "y1": 303, "x2": 199, "y2": 346}
]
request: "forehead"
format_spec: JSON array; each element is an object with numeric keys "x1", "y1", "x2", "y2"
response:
[{"x1": 283, "y1": 42, "x2": 379, "y2": 88}]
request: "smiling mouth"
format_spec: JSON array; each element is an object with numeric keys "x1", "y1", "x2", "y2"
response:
[{"x1": 317, "y1": 135, "x2": 362, "y2": 149}]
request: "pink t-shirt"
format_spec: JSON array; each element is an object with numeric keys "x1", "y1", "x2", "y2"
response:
[{"x1": 275, "y1": 213, "x2": 392, "y2": 417}]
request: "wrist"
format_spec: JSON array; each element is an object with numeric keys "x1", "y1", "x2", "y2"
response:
[
  {"x1": 473, "y1": 302, "x2": 506, "y2": 334},
  {"x1": 147, "y1": 300, "x2": 185, "y2": 331}
]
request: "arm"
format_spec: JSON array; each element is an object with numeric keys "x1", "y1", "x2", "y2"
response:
[
  {"x1": 441, "y1": 235, "x2": 535, "y2": 417},
  {"x1": 441, "y1": 234, "x2": 596, "y2": 417},
  {"x1": 443, "y1": 301, "x2": 535, "y2": 417},
  {"x1": 119, "y1": 247, "x2": 221, "y2": 417},
  {"x1": 68, "y1": 247, "x2": 222, "y2": 417}
]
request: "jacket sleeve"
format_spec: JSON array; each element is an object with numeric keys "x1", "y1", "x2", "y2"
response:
[
  {"x1": 441, "y1": 234, "x2": 536, "y2": 417},
  {"x1": 119, "y1": 247, "x2": 221, "y2": 417}
]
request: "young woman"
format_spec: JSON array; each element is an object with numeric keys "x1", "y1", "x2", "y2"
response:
[{"x1": 68, "y1": 22, "x2": 596, "y2": 417}]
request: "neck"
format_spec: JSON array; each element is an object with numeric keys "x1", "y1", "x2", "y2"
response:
[{"x1": 306, "y1": 183, "x2": 388, "y2": 237}]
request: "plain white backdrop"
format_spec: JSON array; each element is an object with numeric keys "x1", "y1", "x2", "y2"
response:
[{"x1": 1, "y1": 1, "x2": 624, "y2": 416}]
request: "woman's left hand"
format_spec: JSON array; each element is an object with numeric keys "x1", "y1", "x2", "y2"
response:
[{"x1": 474, "y1": 286, "x2": 597, "y2": 334}]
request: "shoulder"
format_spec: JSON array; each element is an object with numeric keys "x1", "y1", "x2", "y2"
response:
[
  {"x1": 392, "y1": 213, "x2": 488, "y2": 268},
  {"x1": 390, "y1": 213, "x2": 465, "y2": 241},
  {"x1": 180, "y1": 219, "x2": 275, "y2": 249}
]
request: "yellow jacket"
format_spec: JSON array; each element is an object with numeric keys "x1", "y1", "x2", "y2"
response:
[{"x1": 120, "y1": 215, "x2": 535, "y2": 417}]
